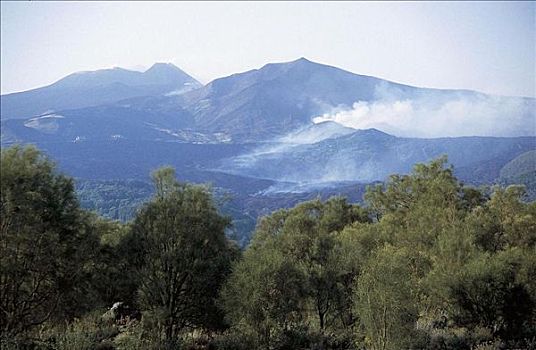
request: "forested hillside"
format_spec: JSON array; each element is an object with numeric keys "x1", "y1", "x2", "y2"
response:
[{"x1": 1, "y1": 145, "x2": 535, "y2": 350}]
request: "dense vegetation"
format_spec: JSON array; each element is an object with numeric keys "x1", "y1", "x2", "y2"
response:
[
  {"x1": 76, "y1": 179, "x2": 153, "y2": 222},
  {"x1": 499, "y1": 150, "x2": 536, "y2": 201},
  {"x1": 1, "y1": 145, "x2": 535, "y2": 349},
  {"x1": 75, "y1": 178, "x2": 369, "y2": 247}
]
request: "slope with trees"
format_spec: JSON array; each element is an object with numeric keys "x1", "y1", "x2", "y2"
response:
[{"x1": 1, "y1": 145, "x2": 534, "y2": 349}]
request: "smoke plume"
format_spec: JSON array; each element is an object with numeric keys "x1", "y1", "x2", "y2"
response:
[{"x1": 313, "y1": 92, "x2": 535, "y2": 138}]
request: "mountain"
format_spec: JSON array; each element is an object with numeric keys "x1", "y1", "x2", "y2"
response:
[
  {"x1": 499, "y1": 150, "x2": 536, "y2": 200},
  {"x1": 3, "y1": 58, "x2": 533, "y2": 144},
  {"x1": 500, "y1": 150, "x2": 536, "y2": 180},
  {"x1": 21, "y1": 128, "x2": 532, "y2": 245},
  {"x1": 0, "y1": 63, "x2": 201, "y2": 120},
  {"x1": 2, "y1": 57, "x2": 535, "y2": 243},
  {"x1": 0, "y1": 106, "x2": 196, "y2": 144},
  {"x1": 175, "y1": 58, "x2": 534, "y2": 141},
  {"x1": 2, "y1": 57, "x2": 534, "y2": 187},
  {"x1": 218, "y1": 129, "x2": 536, "y2": 185},
  {"x1": 175, "y1": 57, "x2": 421, "y2": 141},
  {"x1": 276, "y1": 121, "x2": 357, "y2": 144}
]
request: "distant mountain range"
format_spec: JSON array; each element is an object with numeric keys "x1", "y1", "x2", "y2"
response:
[
  {"x1": 3, "y1": 58, "x2": 534, "y2": 144},
  {"x1": 1, "y1": 58, "x2": 534, "y2": 241},
  {"x1": 0, "y1": 63, "x2": 201, "y2": 120}
]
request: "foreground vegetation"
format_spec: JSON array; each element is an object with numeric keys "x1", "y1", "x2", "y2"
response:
[{"x1": 1, "y1": 145, "x2": 535, "y2": 349}]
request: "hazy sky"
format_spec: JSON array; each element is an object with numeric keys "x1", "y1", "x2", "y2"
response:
[{"x1": 1, "y1": 1, "x2": 535, "y2": 97}]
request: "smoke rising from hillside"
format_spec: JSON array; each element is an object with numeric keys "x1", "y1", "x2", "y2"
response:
[
  {"x1": 313, "y1": 93, "x2": 535, "y2": 138},
  {"x1": 217, "y1": 87, "x2": 536, "y2": 192}
]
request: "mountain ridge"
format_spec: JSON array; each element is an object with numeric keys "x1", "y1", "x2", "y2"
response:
[
  {"x1": 1, "y1": 57, "x2": 535, "y2": 243},
  {"x1": 0, "y1": 62, "x2": 201, "y2": 120},
  {"x1": 2, "y1": 57, "x2": 534, "y2": 144}
]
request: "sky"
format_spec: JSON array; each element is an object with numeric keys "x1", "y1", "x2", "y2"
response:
[{"x1": 1, "y1": 1, "x2": 535, "y2": 97}]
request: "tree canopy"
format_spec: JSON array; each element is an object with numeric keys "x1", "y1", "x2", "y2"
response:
[
  {"x1": 1, "y1": 146, "x2": 99, "y2": 338},
  {"x1": 126, "y1": 167, "x2": 237, "y2": 345},
  {"x1": 1, "y1": 146, "x2": 534, "y2": 349}
]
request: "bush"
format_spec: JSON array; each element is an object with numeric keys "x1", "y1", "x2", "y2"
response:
[
  {"x1": 39, "y1": 311, "x2": 119, "y2": 350},
  {"x1": 207, "y1": 330, "x2": 257, "y2": 350}
]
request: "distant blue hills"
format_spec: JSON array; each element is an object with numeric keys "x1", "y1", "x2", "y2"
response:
[
  {"x1": 0, "y1": 63, "x2": 201, "y2": 121},
  {"x1": 1, "y1": 58, "x2": 535, "y2": 241},
  {"x1": 1, "y1": 57, "x2": 534, "y2": 181},
  {"x1": 3, "y1": 57, "x2": 534, "y2": 142}
]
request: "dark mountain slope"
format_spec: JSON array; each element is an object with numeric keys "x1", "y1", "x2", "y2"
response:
[
  {"x1": 177, "y1": 58, "x2": 424, "y2": 140},
  {"x1": 175, "y1": 57, "x2": 534, "y2": 141},
  {"x1": 1, "y1": 104, "x2": 196, "y2": 144}
]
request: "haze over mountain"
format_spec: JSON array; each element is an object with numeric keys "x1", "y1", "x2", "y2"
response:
[
  {"x1": 218, "y1": 128, "x2": 535, "y2": 186},
  {"x1": 2, "y1": 58, "x2": 534, "y2": 145},
  {"x1": 3, "y1": 4, "x2": 536, "y2": 345},
  {"x1": 0, "y1": 63, "x2": 201, "y2": 120},
  {"x1": 2, "y1": 58, "x2": 535, "y2": 186},
  {"x1": 1, "y1": 57, "x2": 535, "y2": 241},
  {"x1": 176, "y1": 58, "x2": 533, "y2": 140}
]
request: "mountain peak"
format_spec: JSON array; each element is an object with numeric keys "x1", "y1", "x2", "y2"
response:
[
  {"x1": 51, "y1": 62, "x2": 200, "y2": 90},
  {"x1": 145, "y1": 62, "x2": 181, "y2": 73},
  {"x1": 143, "y1": 63, "x2": 201, "y2": 87},
  {"x1": 279, "y1": 57, "x2": 317, "y2": 68},
  {"x1": 295, "y1": 57, "x2": 312, "y2": 63},
  {"x1": 253, "y1": 57, "x2": 324, "y2": 79}
]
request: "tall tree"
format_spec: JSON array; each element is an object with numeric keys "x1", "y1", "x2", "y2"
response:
[
  {"x1": 447, "y1": 248, "x2": 535, "y2": 340},
  {"x1": 353, "y1": 246, "x2": 419, "y2": 350},
  {"x1": 221, "y1": 244, "x2": 307, "y2": 348},
  {"x1": 467, "y1": 185, "x2": 536, "y2": 252},
  {"x1": 128, "y1": 167, "x2": 236, "y2": 344},
  {"x1": 221, "y1": 197, "x2": 369, "y2": 347},
  {"x1": 0, "y1": 145, "x2": 99, "y2": 338}
]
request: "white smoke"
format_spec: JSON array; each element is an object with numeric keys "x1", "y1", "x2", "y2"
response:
[
  {"x1": 164, "y1": 82, "x2": 201, "y2": 96},
  {"x1": 276, "y1": 121, "x2": 355, "y2": 144},
  {"x1": 217, "y1": 86, "x2": 536, "y2": 192},
  {"x1": 313, "y1": 94, "x2": 535, "y2": 138}
]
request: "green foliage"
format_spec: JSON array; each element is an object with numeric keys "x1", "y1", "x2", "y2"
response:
[
  {"x1": 467, "y1": 185, "x2": 536, "y2": 251},
  {"x1": 221, "y1": 197, "x2": 370, "y2": 348},
  {"x1": 0, "y1": 145, "x2": 101, "y2": 339},
  {"x1": 89, "y1": 217, "x2": 139, "y2": 307},
  {"x1": 354, "y1": 246, "x2": 419, "y2": 350},
  {"x1": 365, "y1": 156, "x2": 459, "y2": 218},
  {"x1": 39, "y1": 310, "x2": 119, "y2": 350},
  {"x1": 76, "y1": 179, "x2": 152, "y2": 222},
  {"x1": 499, "y1": 150, "x2": 536, "y2": 201},
  {"x1": 127, "y1": 167, "x2": 237, "y2": 343},
  {"x1": 361, "y1": 157, "x2": 536, "y2": 349},
  {"x1": 447, "y1": 249, "x2": 535, "y2": 340},
  {"x1": 2, "y1": 146, "x2": 535, "y2": 349},
  {"x1": 221, "y1": 245, "x2": 307, "y2": 346},
  {"x1": 222, "y1": 156, "x2": 536, "y2": 349}
]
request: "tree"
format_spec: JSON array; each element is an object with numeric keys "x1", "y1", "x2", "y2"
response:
[
  {"x1": 447, "y1": 248, "x2": 535, "y2": 341},
  {"x1": 128, "y1": 167, "x2": 236, "y2": 344},
  {"x1": 220, "y1": 244, "x2": 307, "y2": 348},
  {"x1": 332, "y1": 221, "x2": 388, "y2": 330},
  {"x1": 353, "y1": 245, "x2": 419, "y2": 350},
  {"x1": 87, "y1": 216, "x2": 137, "y2": 307},
  {"x1": 151, "y1": 166, "x2": 178, "y2": 200},
  {"x1": 467, "y1": 185, "x2": 536, "y2": 252},
  {"x1": 0, "y1": 145, "x2": 99, "y2": 339},
  {"x1": 276, "y1": 198, "x2": 369, "y2": 332},
  {"x1": 360, "y1": 157, "x2": 536, "y2": 348},
  {"x1": 221, "y1": 197, "x2": 369, "y2": 348}
]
